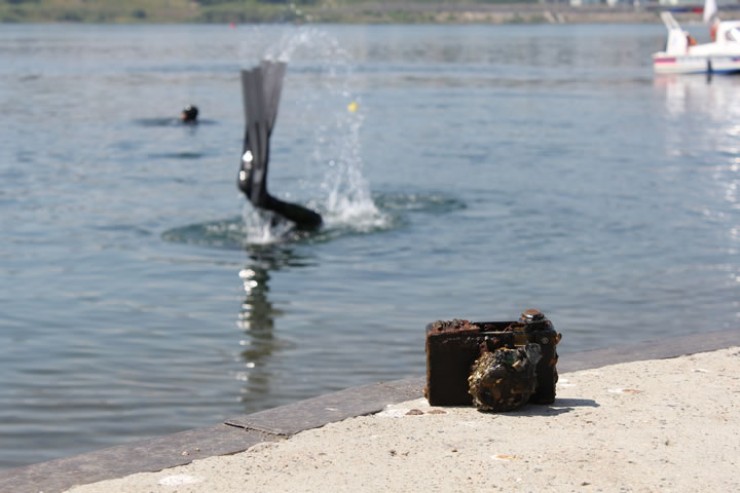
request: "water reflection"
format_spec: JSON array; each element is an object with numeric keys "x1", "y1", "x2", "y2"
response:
[
  {"x1": 235, "y1": 244, "x2": 313, "y2": 404},
  {"x1": 655, "y1": 75, "x2": 740, "y2": 282},
  {"x1": 655, "y1": 74, "x2": 740, "y2": 120},
  {"x1": 656, "y1": 75, "x2": 740, "y2": 170},
  {"x1": 656, "y1": 75, "x2": 740, "y2": 176}
]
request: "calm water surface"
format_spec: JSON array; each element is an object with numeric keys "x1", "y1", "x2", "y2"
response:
[{"x1": 1, "y1": 23, "x2": 738, "y2": 469}]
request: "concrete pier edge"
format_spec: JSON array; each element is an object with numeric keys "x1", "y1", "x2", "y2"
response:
[{"x1": 2, "y1": 327, "x2": 738, "y2": 493}]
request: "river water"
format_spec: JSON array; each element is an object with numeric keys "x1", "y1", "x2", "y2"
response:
[{"x1": 1, "y1": 23, "x2": 738, "y2": 469}]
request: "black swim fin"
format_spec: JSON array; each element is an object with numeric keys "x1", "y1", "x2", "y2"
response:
[
  {"x1": 239, "y1": 60, "x2": 286, "y2": 207},
  {"x1": 237, "y1": 61, "x2": 322, "y2": 231}
]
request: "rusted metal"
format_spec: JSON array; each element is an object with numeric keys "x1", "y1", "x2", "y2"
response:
[{"x1": 425, "y1": 309, "x2": 561, "y2": 409}]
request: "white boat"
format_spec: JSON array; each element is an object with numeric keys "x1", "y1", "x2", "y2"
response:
[{"x1": 653, "y1": 0, "x2": 740, "y2": 75}]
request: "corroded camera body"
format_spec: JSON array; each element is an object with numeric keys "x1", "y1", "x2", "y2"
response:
[{"x1": 425, "y1": 309, "x2": 561, "y2": 407}]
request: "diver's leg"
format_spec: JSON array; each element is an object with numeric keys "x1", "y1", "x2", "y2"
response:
[{"x1": 238, "y1": 131, "x2": 269, "y2": 208}]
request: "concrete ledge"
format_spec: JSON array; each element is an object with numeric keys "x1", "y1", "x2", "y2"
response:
[{"x1": 1, "y1": 327, "x2": 738, "y2": 493}]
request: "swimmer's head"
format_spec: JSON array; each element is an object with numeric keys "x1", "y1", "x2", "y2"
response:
[{"x1": 181, "y1": 105, "x2": 199, "y2": 123}]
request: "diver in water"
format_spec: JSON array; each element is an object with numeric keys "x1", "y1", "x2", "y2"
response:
[
  {"x1": 237, "y1": 61, "x2": 322, "y2": 231},
  {"x1": 181, "y1": 105, "x2": 199, "y2": 124}
]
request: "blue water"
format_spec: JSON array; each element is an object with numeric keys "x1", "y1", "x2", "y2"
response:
[{"x1": 1, "y1": 23, "x2": 738, "y2": 469}]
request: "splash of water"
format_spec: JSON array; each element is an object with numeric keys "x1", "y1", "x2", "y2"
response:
[
  {"x1": 242, "y1": 27, "x2": 388, "y2": 244},
  {"x1": 242, "y1": 208, "x2": 295, "y2": 245},
  {"x1": 319, "y1": 105, "x2": 387, "y2": 232}
]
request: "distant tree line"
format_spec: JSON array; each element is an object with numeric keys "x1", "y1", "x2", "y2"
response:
[
  {"x1": 196, "y1": 0, "x2": 318, "y2": 4},
  {"x1": 0, "y1": 0, "x2": 671, "y2": 24}
]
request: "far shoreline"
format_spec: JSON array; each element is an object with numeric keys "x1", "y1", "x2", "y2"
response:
[{"x1": 0, "y1": 3, "x2": 715, "y2": 25}]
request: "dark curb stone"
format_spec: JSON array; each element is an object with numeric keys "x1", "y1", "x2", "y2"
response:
[
  {"x1": 557, "y1": 328, "x2": 740, "y2": 373},
  {"x1": 1, "y1": 328, "x2": 737, "y2": 493},
  {"x1": 225, "y1": 378, "x2": 423, "y2": 435},
  {"x1": 0, "y1": 426, "x2": 276, "y2": 493}
]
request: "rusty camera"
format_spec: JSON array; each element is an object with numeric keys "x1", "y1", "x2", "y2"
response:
[{"x1": 425, "y1": 309, "x2": 561, "y2": 411}]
